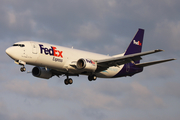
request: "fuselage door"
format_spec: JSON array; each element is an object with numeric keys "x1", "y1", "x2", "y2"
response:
[{"x1": 31, "y1": 42, "x2": 38, "y2": 54}]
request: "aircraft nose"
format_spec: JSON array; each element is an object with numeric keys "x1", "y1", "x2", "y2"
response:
[{"x1": 6, "y1": 47, "x2": 13, "y2": 57}]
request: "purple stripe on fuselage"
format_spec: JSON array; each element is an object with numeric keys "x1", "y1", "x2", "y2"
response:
[{"x1": 113, "y1": 63, "x2": 143, "y2": 78}]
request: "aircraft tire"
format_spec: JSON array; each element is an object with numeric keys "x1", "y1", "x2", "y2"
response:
[
  {"x1": 92, "y1": 75, "x2": 97, "y2": 81},
  {"x1": 88, "y1": 75, "x2": 97, "y2": 81},
  {"x1": 64, "y1": 78, "x2": 73, "y2": 85},
  {"x1": 64, "y1": 79, "x2": 69, "y2": 85},
  {"x1": 20, "y1": 67, "x2": 26, "y2": 72},
  {"x1": 68, "y1": 78, "x2": 73, "y2": 84},
  {"x1": 88, "y1": 76, "x2": 92, "y2": 81}
]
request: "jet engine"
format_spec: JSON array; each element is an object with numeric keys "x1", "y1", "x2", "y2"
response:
[
  {"x1": 32, "y1": 67, "x2": 52, "y2": 79},
  {"x1": 76, "y1": 58, "x2": 97, "y2": 72}
]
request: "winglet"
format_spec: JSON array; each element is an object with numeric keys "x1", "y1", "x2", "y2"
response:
[{"x1": 155, "y1": 49, "x2": 164, "y2": 52}]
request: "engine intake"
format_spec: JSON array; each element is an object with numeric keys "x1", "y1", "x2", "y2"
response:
[
  {"x1": 77, "y1": 59, "x2": 86, "y2": 69},
  {"x1": 77, "y1": 58, "x2": 97, "y2": 72},
  {"x1": 32, "y1": 67, "x2": 52, "y2": 79}
]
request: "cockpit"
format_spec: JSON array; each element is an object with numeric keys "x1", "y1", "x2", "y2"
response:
[{"x1": 13, "y1": 44, "x2": 25, "y2": 47}]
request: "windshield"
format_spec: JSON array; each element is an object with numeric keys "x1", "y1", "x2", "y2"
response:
[{"x1": 13, "y1": 44, "x2": 25, "y2": 47}]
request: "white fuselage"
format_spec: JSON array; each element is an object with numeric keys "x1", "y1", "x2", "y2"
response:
[{"x1": 6, "y1": 41, "x2": 124, "y2": 78}]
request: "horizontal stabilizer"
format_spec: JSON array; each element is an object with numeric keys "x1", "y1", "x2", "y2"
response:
[
  {"x1": 97, "y1": 49, "x2": 163, "y2": 67},
  {"x1": 135, "y1": 58, "x2": 176, "y2": 67}
]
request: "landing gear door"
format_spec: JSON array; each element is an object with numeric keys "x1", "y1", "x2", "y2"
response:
[{"x1": 31, "y1": 42, "x2": 38, "y2": 54}]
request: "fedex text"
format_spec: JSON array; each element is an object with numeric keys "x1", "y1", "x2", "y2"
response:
[{"x1": 39, "y1": 44, "x2": 63, "y2": 58}]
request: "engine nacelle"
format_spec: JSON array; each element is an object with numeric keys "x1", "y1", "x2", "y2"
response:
[
  {"x1": 32, "y1": 67, "x2": 52, "y2": 79},
  {"x1": 77, "y1": 58, "x2": 97, "y2": 72}
]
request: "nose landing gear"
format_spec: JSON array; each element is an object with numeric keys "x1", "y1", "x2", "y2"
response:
[
  {"x1": 64, "y1": 72, "x2": 73, "y2": 85},
  {"x1": 14, "y1": 60, "x2": 26, "y2": 72}
]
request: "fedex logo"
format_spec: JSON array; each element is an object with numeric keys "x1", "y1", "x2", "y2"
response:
[
  {"x1": 133, "y1": 40, "x2": 142, "y2": 46},
  {"x1": 39, "y1": 44, "x2": 63, "y2": 58},
  {"x1": 86, "y1": 59, "x2": 95, "y2": 65}
]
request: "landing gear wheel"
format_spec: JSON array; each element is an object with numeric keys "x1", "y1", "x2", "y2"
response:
[
  {"x1": 88, "y1": 76, "x2": 93, "y2": 81},
  {"x1": 64, "y1": 79, "x2": 69, "y2": 85},
  {"x1": 20, "y1": 67, "x2": 26, "y2": 72},
  {"x1": 68, "y1": 78, "x2": 73, "y2": 84},
  {"x1": 88, "y1": 75, "x2": 97, "y2": 81},
  {"x1": 64, "y1": 78, "x2": 73, "y2": 85}
]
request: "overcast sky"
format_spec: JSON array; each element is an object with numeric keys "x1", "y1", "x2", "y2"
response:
[{"x1": 0, "y1": 0, "x2": 179, "y2": 120}]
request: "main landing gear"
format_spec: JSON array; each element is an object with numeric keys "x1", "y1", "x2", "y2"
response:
[
  {"x1": 64, "y1": 78, "x2": 73, "y2": 85},
  {"x1": 88, "y1": 74, "x2": 97, "y2": 81},
  {"x1": 64, "y1": 74, "x2": 73, "y2": 85},
  {"x1": 64, "y1": 74, "x2": 97, "y2": 85}
]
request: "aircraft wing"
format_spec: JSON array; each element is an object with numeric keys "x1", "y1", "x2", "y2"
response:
[{"x1": 97, "y1": 49, "x2": 163, "y2": 68}]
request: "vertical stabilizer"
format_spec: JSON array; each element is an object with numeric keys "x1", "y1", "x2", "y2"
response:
[{"x1": 124, "y1": 29, "x2": 144, "y2": 56}]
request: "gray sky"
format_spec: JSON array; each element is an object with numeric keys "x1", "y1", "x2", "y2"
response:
[{"x1": 0, "y1": 0, "x2": 179, "y2": 120}]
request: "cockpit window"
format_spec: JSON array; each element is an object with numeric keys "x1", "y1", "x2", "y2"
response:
[{"x1": 13, "y1": 44, "x2": 25, "y2": 47}]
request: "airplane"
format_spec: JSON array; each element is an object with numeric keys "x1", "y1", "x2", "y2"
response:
[{"x1": 6, "y1": 28, "x2": 175, "y2": 85}]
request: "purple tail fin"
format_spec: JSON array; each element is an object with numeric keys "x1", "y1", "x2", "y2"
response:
[
  {"x1": 113, "y1": 29, "x2": 144, "y2": 78},
  {"x1": 124, "y1": 28, "x2": 144, "y2": 63},
  {"x1": 125, "y1": 29, "x2": 144, "y2": 55}
]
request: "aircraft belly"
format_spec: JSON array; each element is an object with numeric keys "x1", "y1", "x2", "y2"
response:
[{"x1": 96, "y1": 66, "x2": 123, "y2": 78}]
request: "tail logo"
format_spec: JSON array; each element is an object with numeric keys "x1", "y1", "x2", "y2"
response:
[{"x1": 133, "y1": 40, "x2": 142, "y2": 46}]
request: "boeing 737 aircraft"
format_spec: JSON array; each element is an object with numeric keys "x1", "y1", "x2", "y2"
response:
[{"x1": 6, "y1": 29, "x2": 175, "y2": 85}]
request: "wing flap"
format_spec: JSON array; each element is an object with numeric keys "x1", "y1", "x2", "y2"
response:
[{"x1": 135, "y1": 58, "x2": 176, "y2": 67}]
